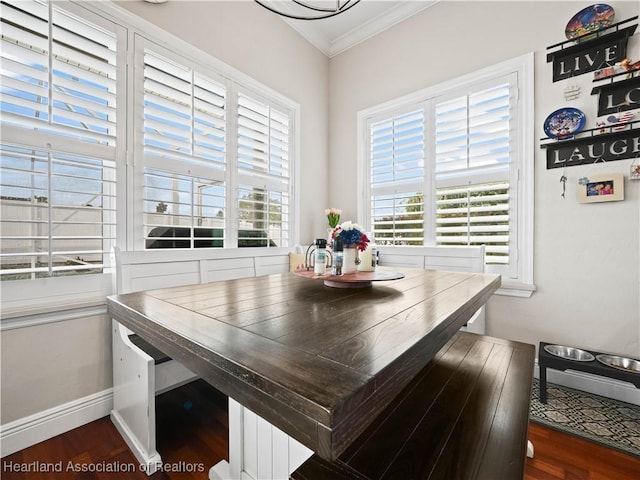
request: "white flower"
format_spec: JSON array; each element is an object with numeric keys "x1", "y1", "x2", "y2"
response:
[{"x1": 340, "y1": 221, "x2": 363, "y2": 231}]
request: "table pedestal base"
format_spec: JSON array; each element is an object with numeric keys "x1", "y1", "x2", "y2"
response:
[{"x1": 209, "y1": 398, "x2": 312, "y2": 480}]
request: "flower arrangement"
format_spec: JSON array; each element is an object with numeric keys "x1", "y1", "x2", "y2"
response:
[
  {"x1": 325, "y1": 207, "x2": 341, "y2": 228},
  {"x1": 332, "y1": 221, "x2": 370, "y2": 251}
]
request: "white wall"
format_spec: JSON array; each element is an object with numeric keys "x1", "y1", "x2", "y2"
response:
[
  {"x1": 1, "y1": 315, "x2": 112, "y2": 422},
  {"x1": 328, "y1": 0, "x2": 640, "y2": 358}
]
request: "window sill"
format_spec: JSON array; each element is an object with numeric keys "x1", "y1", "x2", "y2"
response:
[
  {"x1": 1, "y1": 301, "x2": 108, "y2": 331},
  {"x1": 0, "y1": 273, "x2": 112, "y2": 329},
  {"x1": 495, "y1": 280, "x2": 536, "y2": 298},
  {"x1": 1, "y1": 295, "x2": 107, "y2": 321}
]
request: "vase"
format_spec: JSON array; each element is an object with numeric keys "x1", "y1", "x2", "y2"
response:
[{"x1": 342, "y1": 246, "x2": 359, "y2": 275}]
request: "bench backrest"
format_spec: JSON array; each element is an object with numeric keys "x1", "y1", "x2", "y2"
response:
[
  {"x1": 112, "y1": 245, "x2": 486, "y2": 295},
  {"x1": 377, "y1": 245, "x2": 485, "y2": 273},
  {"x1": 111, "y1": 247, "x2": 291, "y2": 295}
]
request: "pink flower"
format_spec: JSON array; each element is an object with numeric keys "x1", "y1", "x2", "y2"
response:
[{"x1": 325, "y1": 207, "x2": 341, "y2": 228}]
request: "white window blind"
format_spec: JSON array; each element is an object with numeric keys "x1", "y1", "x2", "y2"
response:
[
  {"x1": 0, "y1": 144, "x2": 117, "y2": 280},
  {"x1": 434, "y1": 80, "x2": 513, "y2": 266},
  {"x1": 0, "y1": 0, "x2": 118, "y2": 280},
  {"x1": 141, "y1": 46, "x2": 228, "y2": 248},
  {"x1": 142, "y1": 49, "x2": 226, "y2": 173},
  {"x1": 236, "y1": 93, "x2": 290, "y2": 247},
  {"x1": 1, "y1": 0, "x2": 117, "y2": 144},
  {"x1": 370, "y1": 109, "x2": 425, "y2": 245}
]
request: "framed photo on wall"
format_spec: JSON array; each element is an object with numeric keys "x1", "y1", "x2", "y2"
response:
[{"x1": 578, "y1": 174, "x2": 624, "y2": 203}]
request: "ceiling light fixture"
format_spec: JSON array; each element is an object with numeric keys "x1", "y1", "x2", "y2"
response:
[{"x1": 255, "y1": 0, "x2": 361, "y2": 20}]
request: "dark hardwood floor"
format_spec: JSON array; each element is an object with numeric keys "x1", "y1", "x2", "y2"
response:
[
  {"x1": 1, "y1": 380, "x2": 228, "y2": 480},
  {"x1": 525, "y1": 422, "x2": 640, "y2": 480},
  {"x1": 2, "y1": 380, "x2": 639, "y2": 479}
]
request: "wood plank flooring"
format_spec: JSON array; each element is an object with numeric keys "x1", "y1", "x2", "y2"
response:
[
  {"x1": 526, "y1": 422, "x2": 640, "y2": 480},
  {"x1": 1, "y1": 380, "x2": 228, "y2": 480},
  {"x1": 2, "y1": 380, "x2": 639, "y2": 479}
]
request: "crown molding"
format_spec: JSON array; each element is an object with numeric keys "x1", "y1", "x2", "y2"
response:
[
  {"x1": 281, "y1": 1, "x2": 438, "y2": 58},
  {"x1": 328, "y1": 1, "x2": 438, "y2": 57}
]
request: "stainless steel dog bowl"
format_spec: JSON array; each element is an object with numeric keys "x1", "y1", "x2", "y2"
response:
[
  {"x1": 543, "y1": 344, "x2": 595, "y2": 362},
  {"x1": 596, "y1": 354, "x2": 640, "y2": 374}
]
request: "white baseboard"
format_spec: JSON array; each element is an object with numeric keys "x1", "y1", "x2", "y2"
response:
[
  {"x1": 534, "y1": 362, "x2": 640, "y2": 406},
  {"x1": 0, "y1": 389, "x2": 113, "y2": 457}
]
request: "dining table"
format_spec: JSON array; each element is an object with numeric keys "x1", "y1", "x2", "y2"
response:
[{"x1": 107, "y1": 267, "x2": 501, "y2": 479}]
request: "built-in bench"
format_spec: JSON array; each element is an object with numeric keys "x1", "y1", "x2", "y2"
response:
[
  {"x1": 110, "y1": 246, "x2": 292, "y2": 474},
  {"x1": 291, "y1": 332, "x2": 535, "y2": 480},
  {"x1": 378, "y1": 245, "x2": 487, "y2": 334}
]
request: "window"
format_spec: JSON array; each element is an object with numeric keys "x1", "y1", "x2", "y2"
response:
[
  {"x1": 369, "y1": 108, "x2": 425, "y2": 246},
  {"x1": 140, "y1": 45, "x2": 228, "y2": 249},
  {"x1": 0, "y1": 0, "x2": 120, "y2": 280},
  {"x1": 0, "y1": 0, "x2": 299, "y2": 307},
  {"x1": 236, "y1": 92, "x2": 290, "y2": 248},
  {"x1": 434, "y1": 80, "x2": 513, "y2": 269},
  {"x1": 359, "y1": 54, "x2": 534, "y2": 291},
  {"x1": 137, "y1": 39, "x2": 293, "y2": 250}
]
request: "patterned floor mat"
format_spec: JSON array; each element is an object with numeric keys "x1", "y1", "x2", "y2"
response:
[{"x1": 530, "y1": 378, "x2": 640, "y2": 458}]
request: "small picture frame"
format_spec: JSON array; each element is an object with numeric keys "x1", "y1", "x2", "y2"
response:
[{"x1": 578, "y1": 174, "x2": 624, "y2": 203}]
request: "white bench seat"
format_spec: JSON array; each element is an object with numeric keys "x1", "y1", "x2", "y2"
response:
[{"x1": 109, "y1": 246, "x2": 291, "y2": 475}]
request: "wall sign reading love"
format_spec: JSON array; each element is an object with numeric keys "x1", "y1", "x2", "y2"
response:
[{"x1": 591, "y1": 75, "x2": 640, "y2": 116}]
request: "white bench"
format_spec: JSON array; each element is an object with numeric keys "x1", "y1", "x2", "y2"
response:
[
  {"x1": 109, "y1": 247, "x2": 291, "y2": 474},
  {"x1": 377, "y1": 245, "x2": 487, "y2": 335}
]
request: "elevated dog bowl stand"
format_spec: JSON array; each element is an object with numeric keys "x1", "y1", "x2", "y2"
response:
[{"x1": 538, "y1": 341, "x2": 640, "y2": 403}]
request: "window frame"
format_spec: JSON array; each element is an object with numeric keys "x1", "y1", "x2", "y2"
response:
[
  {"x1": 0, "y1": 0, "x2": 128, "y2": 316},
  {"x1": 357, "y1": 53, "x2": 535, "y2": 296},
  {"x1": 129, "y1": 30, "x2": 299, "y2": 252}
]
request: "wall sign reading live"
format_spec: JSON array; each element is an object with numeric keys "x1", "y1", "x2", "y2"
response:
[
  {"x1": 547, "y1": 25, "x2": 637, "y2": 82},
  {"x1": 544, "y1": 128, "x2": 640, "y2": 169}
]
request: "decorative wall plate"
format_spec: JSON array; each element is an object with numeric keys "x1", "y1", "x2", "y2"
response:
[
  {"x1": 543, "y1": 107, "x2": 586, "y2": 139},
  {"x1": 565, "y1": 4, "x2": 615, "y2": 40}
]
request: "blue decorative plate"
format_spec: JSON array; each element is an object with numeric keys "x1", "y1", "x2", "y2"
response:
[
  {"x1": 544, "y1": 108, "x2": 586, "y2": 139},
  {"x1": 565, "y1": 4, "x2": 615, "y2": 40}
]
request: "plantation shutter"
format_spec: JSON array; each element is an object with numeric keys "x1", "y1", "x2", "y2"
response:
[
  {"x1": 236, "y1": 92, "x2": 290, "y2": 247},
  {"x1": 434, "y1": 77, "x2": 514, "y2": 268},
  {"x1": 0, "y1": 0, "x2": 118, "y2": 280},
  {"x1": 1, "y1": 0, "x2": 117, "y2": 144},
  {"x1": 369, "y1": 109, "x2": 425, "y2": 245},
  {"x1": 141, "y1": 45, "x2": 227, "y2": 248}
]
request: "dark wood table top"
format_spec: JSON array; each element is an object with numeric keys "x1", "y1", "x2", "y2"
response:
[{"x1": 107, "y1": 268, "x2": 501, "y2": 461}]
